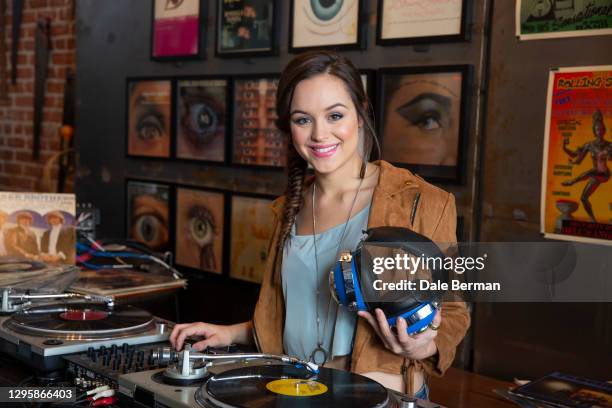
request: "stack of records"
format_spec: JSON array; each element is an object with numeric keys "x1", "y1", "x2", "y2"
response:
[{"x1": 0, "y1": 257, "x2": 78, "y2": 292}]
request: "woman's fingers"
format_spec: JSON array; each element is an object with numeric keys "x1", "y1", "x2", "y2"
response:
[
  {"x1": 374, "y1": 309, "x2": 402, "y2": 353},
  {"x1": 174, "y1": 324, "x2": 206, "y2": 351}
]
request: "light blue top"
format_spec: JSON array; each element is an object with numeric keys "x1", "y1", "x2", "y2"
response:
[{"x1": 281, "y1": 204, "x2": 370, "y2": 361}]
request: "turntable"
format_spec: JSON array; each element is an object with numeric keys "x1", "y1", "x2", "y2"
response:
[
  {"x1": 118, "y1": 345, "x2": 444, "y2": 408},
  {"x1": 0, "y1": 301, "x2": 170, "y2": 372}
]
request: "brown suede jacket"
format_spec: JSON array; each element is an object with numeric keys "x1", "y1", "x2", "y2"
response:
[{"x1": 252, "y1": 160, "x2": 471, "y2": 392}]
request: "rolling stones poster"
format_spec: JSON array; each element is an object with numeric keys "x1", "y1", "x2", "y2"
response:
[
  {"x1": 0, "y1": 192, "x2": 76, "y2": 264},
  {"x1": 541, "y1": 66, "x2": 612, "y2": 245}
]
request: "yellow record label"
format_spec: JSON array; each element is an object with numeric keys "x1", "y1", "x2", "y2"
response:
[{"x1": 265, "y1": 378, "x2": 328, "y2": 397}]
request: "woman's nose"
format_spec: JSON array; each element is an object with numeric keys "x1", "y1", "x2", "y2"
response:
[{"x1": 310, "y1": 120, "x2": 329, "y2": 142}]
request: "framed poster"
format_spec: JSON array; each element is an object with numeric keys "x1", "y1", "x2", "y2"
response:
[
  {"x1": 516, "y1": 0, "x2": 612, "y2": 40},
  {"x1": 175, "y1": 186, "x2": 225, "y2": 274},
  {"x1": 126, "y1": 78, "x2": 172, "y2": 159},
  {"x1": 540, "y1": 65, "x2": 612, "y2": 245},
  {"x1": 175, "y1": 78, "x2": 228, "y2": 162},
  {"x1": 216, "y1": 0, "x2": 280, "y2": 57},
  {"x1": 289, "y1": 0, "x2": 365, "y2": 52},
  {"x1": 377, "y1": 65, "x2": 470, "y2": 183},
  {"x1": 229, "y1": 193, "x2": 275, "y2": 283},
  {"x1": 125, "y1": 180, "x2": 171, "y2": 252},
  {"x1": 231, "y1": 75, "x2": 287, "y2": 167},
  {"x1": 376, "y1": 0, "x2": 468, "y2": 45},
  {"x1": 151, "y1": 0, "x2": 204, "y2": 60}
]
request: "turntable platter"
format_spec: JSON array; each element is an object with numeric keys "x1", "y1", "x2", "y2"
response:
[
  {"x1": 196, "y1": 364, "x2": 390, "y2": 408},
  {"x1": 3, "y1": 303, "x2": 156, "y2": 340}
]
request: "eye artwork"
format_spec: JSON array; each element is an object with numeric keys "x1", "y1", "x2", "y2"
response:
[
  {"x1": 126, "y1": 181, "x2": 170, "y2": 252},
  {"x1": 176, "y1": 79, "x2": 227, "y2": 162},
  {"x1": 127, "y1": 80, "x2": 172, "y2": 158},
  {"x1": 381, "y1": 72, "x2": 462, "y2": 167},
  {"x1": 232, "y1": 78, "x2": 287, "y2": 167},
  {"x1": 175, "y1": 187, "x2": 225, "y2": 274},
  {"x1": 291, "y1": 0, "x2": 360, "y2": 49},
  {"x1": 230, "y1": 195, "x2": 274, "y2": 283}
]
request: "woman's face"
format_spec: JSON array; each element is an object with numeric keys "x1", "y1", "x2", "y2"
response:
[
  {"x1": 382, "y1": 73, "x2": 461, "y2": 166},
  {"x1": 289, "y1": 74, "x2": 361, "y2": 175}
]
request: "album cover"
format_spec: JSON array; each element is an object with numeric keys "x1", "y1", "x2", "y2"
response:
[
  {"x1": 126, "y1": 78, "x2": 172, "y2": 158},
  {"x1": 216, "y1": 0, "x2": 278, "y2": 56},
  {"x1": 232, "y1": 76, "x2": 287, "y2": 167},
  {"x1": 378, "y1": 65, "x2": 470, "y2": 183},
  {"x1": 510, "y1": 372, "x2": 612, "y2": 408},
  {"x1": 176, "y1": 78, "x2": 228, "y2": 162},
  {"x1": 290, "y1": 0, "x2": 363, "y2": 51},
  {"x1": 125, "y1": 181, "x2": 171, "y2": 252},
  {"x1": 175, "y1": 187, "x2": 225, "y2": 274},
  {"x1": 152, "y1": 0, "x2": 203, "y2": 59},
  {"x1": 229, "y1": 194, "x2": 274, "y2": 283},
  {"x1": 0, "y1": 192, "x2": 76, "y2": 265}
]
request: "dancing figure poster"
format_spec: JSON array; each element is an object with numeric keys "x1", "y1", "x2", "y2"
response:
[{"x1": 541, "y1": 66, "x2": 612, "y2": 245}]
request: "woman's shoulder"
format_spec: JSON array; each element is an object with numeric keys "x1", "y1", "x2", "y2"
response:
[{"x1": 374, "y1": 160, "x2": 452, "y2": 201}]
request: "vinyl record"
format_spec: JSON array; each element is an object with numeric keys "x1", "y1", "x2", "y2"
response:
[
  {"x1": 0, "y1": 258, "x2": 47, "y2": 272},
  {"x1": 196, "y1": 364, "x2": 389, "y2": 408},
  {"x1": 4, "y1": 303, "x2": 155, "y2": 339}
]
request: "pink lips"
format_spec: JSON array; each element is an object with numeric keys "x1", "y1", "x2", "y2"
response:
[{"x1": 309, "y1": 143, "x2": 339, "y2": 158}]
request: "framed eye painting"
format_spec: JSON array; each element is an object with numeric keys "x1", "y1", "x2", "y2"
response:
[
  {"x1": 126, "y1": 78, "x2": 172, "y2": 159},
  {"x1": 231, "y1": 75, "x2": 287, "y2": 168},
  {"x1": 151, "y1": 0, "x2": 204, "y2": 60},
  {"x1": 289, "y1": 0, "x2": 365, "y2": 52},
  {"x1": 125, "y1": 180, "x2": 171, "y2": 252},
  {"x1": 174, "y1": 186, "x2": 226, "y2": 275},
  {"x1": 376, "y1": 0, "x2": 469, "y2": 45},
  {"x1": 229, "y1": 193, "x2": 275, "y2": 283},
  {"x1": 175, "y1": 78, "x2": 229, "y2": 162},
  {"x1": 377, "y1": 65, "x2": 471, "y2": 184},
  {"x1": 216, "y1": 0, "x2": 280, "y2": 57}
]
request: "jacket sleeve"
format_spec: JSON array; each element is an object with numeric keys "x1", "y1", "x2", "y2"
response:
[{"x1": 422, "y1": 192, "x2": 471, "y2": 377}]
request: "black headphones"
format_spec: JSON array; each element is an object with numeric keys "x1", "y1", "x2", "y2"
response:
[{"x1": 329, "y1": 227, "x2": 447, "y2": 334}]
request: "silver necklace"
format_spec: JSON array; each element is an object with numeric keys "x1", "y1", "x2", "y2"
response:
[{"x1": 310, "y1": 174, "x2": 364, "y2": 365}]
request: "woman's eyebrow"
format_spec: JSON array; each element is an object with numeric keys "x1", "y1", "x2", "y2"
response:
[{"x1": 290, "y1": 103, "x2": 348, "y2": 116}]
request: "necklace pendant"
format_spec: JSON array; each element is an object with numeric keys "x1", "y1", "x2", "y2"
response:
[{"x1": 310, "y1": 346, "x2": 329, "y2": 366}]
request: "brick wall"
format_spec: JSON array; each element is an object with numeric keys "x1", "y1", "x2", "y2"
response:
[{"x1": 0, "y1": 0, "x2": 75, "y2": 192}]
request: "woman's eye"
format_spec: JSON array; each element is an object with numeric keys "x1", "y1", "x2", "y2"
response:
[
  {"x1": 188, "y1": 206, "x2": 215, "y2": 247},
  {"x1": 137, "y1": 113, "x2": 164, "y2": 141},
  {"x1": 329, "y1": 112, "x2": 343, "y2": 121},
  {"x1": 311, "y1": 0, "x2": 345, "y2": 21},
  {"x1": 416, "y1": 113, "x2": 442, "y2": 131},
  {"x1": 132, "y1": 213, "x2": 166, "y2": 249},
  {"x1": 293, "y1": 117, "x2": 310, "y2": 125}
]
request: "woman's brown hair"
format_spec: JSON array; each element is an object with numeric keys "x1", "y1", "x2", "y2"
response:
[{"x1": 275, "y1": 51, "x2": 379, "y2": 259}]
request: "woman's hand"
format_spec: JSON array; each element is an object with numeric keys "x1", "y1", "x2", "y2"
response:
[
  {"x1": 169, "y1": 322, "x2": 238, "y2": 352},
  {"x1": 358, "y1": 308, "x2": 440, "y2": 361}
]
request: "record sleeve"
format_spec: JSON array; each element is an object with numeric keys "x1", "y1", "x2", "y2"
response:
[{"x1": 70, "y1": 269, "x2": 186, "y2": 297}]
